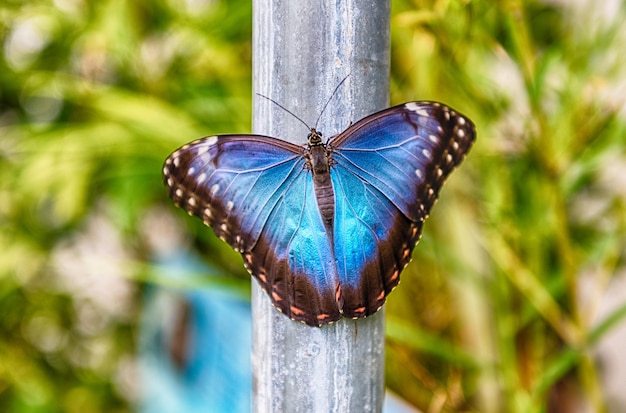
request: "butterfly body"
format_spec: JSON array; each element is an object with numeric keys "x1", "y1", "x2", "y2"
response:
[
  {"x1": 163, "y1": 101, "x2": 476, "y2": 326},
  {"x1": 306, "y1": 129, "x2": 335, "y2": 234}
]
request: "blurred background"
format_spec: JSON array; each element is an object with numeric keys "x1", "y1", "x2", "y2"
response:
[{"x1": 1, "y1": 0, "x2": 625, "y2": 412}]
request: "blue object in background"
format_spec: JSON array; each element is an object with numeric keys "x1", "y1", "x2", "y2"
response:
[{"x1": 139, "y1": 250, "x2": 252, "y2": 413}]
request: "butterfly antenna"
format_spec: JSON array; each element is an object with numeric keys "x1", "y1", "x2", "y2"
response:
[
  {"x1": 314, "y1": 73, "x2": 351, "y2": 130},
  {"x1": 256, "y1": 73, "x2": 350, "y2": 133},
  {"x1": 256, "y1": 93, "x2": 311, "y2": 131}
]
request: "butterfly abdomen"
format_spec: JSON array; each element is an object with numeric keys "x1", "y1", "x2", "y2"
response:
[{"x1": 312, "y1": 172, "x2": 335, "y2": 234}]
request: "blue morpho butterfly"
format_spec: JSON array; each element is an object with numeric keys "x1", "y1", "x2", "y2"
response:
[{"x1": 163, "y1": 84, "x2": 476, "y2": 327}]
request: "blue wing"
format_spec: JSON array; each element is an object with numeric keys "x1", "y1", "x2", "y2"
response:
[
  {"x1": 328, "y1": 102, "x2": 476, "y2": 317},
  {"x1": 163, "y1": 135, "x2": 342, "y2": 326}
]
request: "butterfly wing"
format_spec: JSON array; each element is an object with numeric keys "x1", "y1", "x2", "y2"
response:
[
  {"x1": 163, "y1": 135, "x2": 341, "y2": 326},
  {"x1": 330, "y1": 101, "x2": 476, "y2": 317}
]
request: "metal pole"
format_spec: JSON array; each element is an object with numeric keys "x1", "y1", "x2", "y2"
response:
[{"x1": 252, "y1": 1, "x2": 390, "y2": 412}]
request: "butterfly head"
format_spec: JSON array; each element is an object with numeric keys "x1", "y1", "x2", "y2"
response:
[{"x1": 307, "y1": 129, "x2": 324, "y2": 147}]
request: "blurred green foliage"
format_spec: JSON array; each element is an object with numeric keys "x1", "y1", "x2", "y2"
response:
[{"x1": 1, "y1": 0, "x2": 625, "y2": 412}]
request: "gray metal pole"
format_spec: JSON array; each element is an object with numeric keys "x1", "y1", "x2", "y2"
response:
[{"x1": 252, "y1": 1, "x2": 390, "y2": 412}]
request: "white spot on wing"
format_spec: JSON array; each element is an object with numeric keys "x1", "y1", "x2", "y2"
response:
[
  {"x1": 188, "y1": 197, "x2": 196, "y2": 207},
  {"x1": 197, "y1": 173, "x2": 207, "y2": 184},
  {"x1": 405, "y1": 102, "x2": 429, "y2": 117},
  {"x1": 429, "y1": 134, "x2": 439, "y2": 143},
  {"x1": 415, "y1": 169, "x2": 423, "y2": 179},
  {"x1": 227, "y1": 201, "x2": 234, "y2": 211},
  {"x1": 457, "y1": 116, "x2": 466, "y2": 126},
  {"x1": 173, "y1": 157, "x2": 180, "y2": 167},
  {"x1": 211, "y1": 184, "x2": 219, "y2": 195},
  {"x1": 198, "y1": 145, "x2": 209, "y2": 155},
  {"x1": 188, "y1": 166, "x2": 196, "y2": 175},
  {"x1": 206, "y1": 136, "x2": 218, "y2": 145},
  {"x1": 175, "y1": 188, "x2": 183, "y2": 198},
  {"x1": 422, "y1": 149, "x2": 431, "y2": 159}
]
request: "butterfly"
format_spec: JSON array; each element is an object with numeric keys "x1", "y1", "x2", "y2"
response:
[{"x1": 163, "y1": 101, "x2": 476, "y2": 326}]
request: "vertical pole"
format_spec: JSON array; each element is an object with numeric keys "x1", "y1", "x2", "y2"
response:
[{"x1": 252, "y1": 1, "x2": 390, "y2": 412}]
